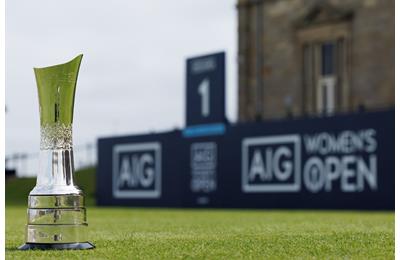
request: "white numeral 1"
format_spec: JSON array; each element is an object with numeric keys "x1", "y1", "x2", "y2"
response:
[{"x1": 198, "y1": 78, "x2": 210, "y2": 117}]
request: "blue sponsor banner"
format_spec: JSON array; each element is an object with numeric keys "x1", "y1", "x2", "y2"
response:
[
  {"x1": 97, "y1": 130, "x2": 183, "y2": 207},
  {"x1": 220, "y1": 110, "x2": 394, "y2": 210},
  {"x1": 97, "y1": 110, "x2": 394, "y2": 209}
]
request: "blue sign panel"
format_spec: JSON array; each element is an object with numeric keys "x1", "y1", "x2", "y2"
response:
[
  {"x1": 97, "y1": 131, "x2": 183, "y2": 207},
  {"x1": 181, "y1": 135, "x2": 224, "y2": 207},
  {"x1": 113, "y1": 142, "x2": 161, "y2": 199},
  {"x1": 97, "y1": 110, "x2": 394, "y2": 210},
  {"x1": 186, "y1": 52, "x2": 225, "y2": 126},
  {"x1": 220, "y1": 110, "x2": 394, "y2": 210}
]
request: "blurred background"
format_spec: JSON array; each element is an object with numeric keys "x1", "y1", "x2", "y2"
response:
[
  {"x1": 5, "y1": 0, "x2": 394, "y2": 209},
  {"x1": 4, "y1": 1, "x2": 395, "y2": 257},
  {"x1": 5, "y1": 0, "x2": 237, "y2": 177}
]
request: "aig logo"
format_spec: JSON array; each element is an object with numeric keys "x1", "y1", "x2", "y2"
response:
[
  {"x1": 113, "y1": 142, "x2": 161, "y2": 198},
  {"x1": 242, "y1": 135, "x2": 301, "y2": 192}
]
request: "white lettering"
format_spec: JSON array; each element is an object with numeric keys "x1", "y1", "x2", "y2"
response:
[
  {"x1": 303, "y1": 129, "x2": 377, "y2": 155},
  {"x1": 304, "y1": 135, "x2": 319, "y2": 153},
  {"x1": 139, "y1": 153, "x2": 154, "y2": 187},
  {"x1": 265, "y1": 148, "x2": 273, "y2": 181},
  {"x1": 118, "y1": 156, "x2": 131, "y2": 187},
  {"x1": 273, "y1": 147, "x2": 293, "y2": 181},
  {"x1": 364, "y1": 129, "x2": 377, "y2": 152},
  {"x1": 357, "y1": 155, "x2": 377, "y2": 191},
  {"x1": 303, "y1": 157, "x2": 325, "y2": 193},
  {"x1": 324, "y1": 156, "x2": 341, "y2": 191},
  {"x1": 249, "y1": 150, "x2": 265, "y2": 181},
  {"x1": 118, "y1": 154, "x2": 155, "y2": 188},
  {"x1": 341, "y1": 156, "x2": 357, "y2": 192}
]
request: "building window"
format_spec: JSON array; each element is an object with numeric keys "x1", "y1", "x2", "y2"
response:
[
  {"x1": 322, "y1": 43, "x2": 334, "y2": 76},
  {"x1": 318, "y1": 74, "x2": 336, "y2": 115},
  {"x1": 302, "y1": 38, "x2": 349, "y2": 116},
  {"x1": 297, "y1": 5, "x2": 352, "y2": 117},
  {"x1": 318, "y1": 42, "x2": 337, "y2": 115}
]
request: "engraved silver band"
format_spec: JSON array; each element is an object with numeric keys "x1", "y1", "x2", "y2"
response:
[
  {"x1": 28, "y1": 194, "x2": 84, "y2": 209},
  {"x1": 26, "y1": 224, "x2": 88, "y2": 243},
  {"x1": 28, "y1": 208, "x2": 86, "y2": 225},
  {"x1": 26, "y1": 194, "x2": 88, "y2": 243}
]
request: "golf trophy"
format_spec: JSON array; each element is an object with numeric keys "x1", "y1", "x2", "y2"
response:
[{"x1": 19, "y1": 55, "x2": 95, "y2": 250}]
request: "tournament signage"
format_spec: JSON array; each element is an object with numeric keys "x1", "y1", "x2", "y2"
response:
[
  {"x1": 190, "y1": 142, "x2": 218, "y2": 194},
  {"x1": 96, "y1": 51, "x2": 393, "y2": 210},
  {"x1": 97, "y1": 131, "x2": 183, "y2": 207},
  {"x1": 186, "y1": 52, "x2": 225, "y2": 126},
  {"x1": 242, "y1": 135, "x2": 301, "y2": 192},
  {"x1": 96, "y1": 110, "x2": 394, "y2": 209},
  {"x1": 220, "y1": 110, "x2": 393, "y2": 210},
  {"x1": 181, "y1": 135, "x2": 224, "y2": 207},
  {"x1": 113, "y1": 142, "x2": 162, "y2": 198},
  {"x1": 242, "y1": 129, "x2": 377, "y2": 194},
  {"x1": 181, "y1": 52, "x2": 227, "y2": 207}
]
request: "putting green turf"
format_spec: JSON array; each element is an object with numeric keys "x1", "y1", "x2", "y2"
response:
[{"x1": 5, "y1": 168, "x2": 394, "y2": 259}]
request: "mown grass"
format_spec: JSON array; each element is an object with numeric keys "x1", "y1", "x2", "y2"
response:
[{"x1": 5, "y1": 168, "x2": 394, "y2": 259}]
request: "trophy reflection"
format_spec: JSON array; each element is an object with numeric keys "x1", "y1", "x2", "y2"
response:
[{"x1": 19, "y1": 55, "x2": 94, "y2": 250}]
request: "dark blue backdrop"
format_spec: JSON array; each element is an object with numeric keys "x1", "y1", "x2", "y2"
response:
[{"x1": 97, "y1": 109, "x2": 394, "y2": 210}]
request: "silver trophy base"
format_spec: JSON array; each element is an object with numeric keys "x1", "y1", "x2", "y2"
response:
[
  {"x1": 19, "y1": 194, "x2": 94, "y2": 250},
  {"x1": 18, "y1": 242, "x2": 95, "y2": 250}
]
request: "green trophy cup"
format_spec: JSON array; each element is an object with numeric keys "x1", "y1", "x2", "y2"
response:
[{"x1": 19, "y1": 55, "x2": 95, "y2": 250}]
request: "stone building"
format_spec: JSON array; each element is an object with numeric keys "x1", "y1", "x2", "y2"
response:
[{"x1": 237, "y1": 0, "x2": 394, "y2": 122}]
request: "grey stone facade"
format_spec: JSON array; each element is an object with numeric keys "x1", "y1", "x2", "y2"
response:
[{"x1": 237, "y1": 0, "x2": 394, "y2": 122}]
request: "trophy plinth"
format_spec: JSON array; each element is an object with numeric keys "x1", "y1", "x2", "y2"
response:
[{"x1": 19, "y1": 55, "x2": 94, "y2": 250}]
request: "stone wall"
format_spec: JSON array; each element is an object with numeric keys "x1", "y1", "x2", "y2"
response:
[{"x1": 237, "y1": 0, "x2": 394, "y2": 122}]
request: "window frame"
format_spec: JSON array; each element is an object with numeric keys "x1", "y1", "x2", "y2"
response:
[{"x1": 297, "y1": 22, "x2": 351, "y2": 116}]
